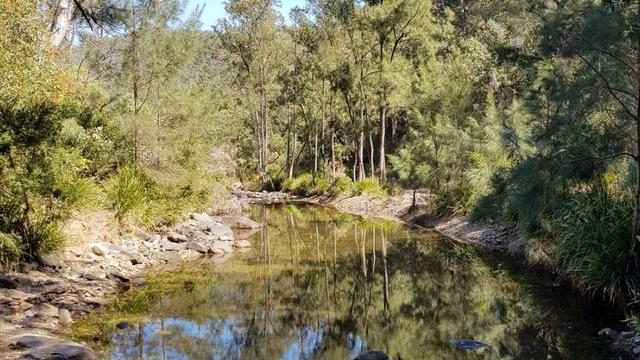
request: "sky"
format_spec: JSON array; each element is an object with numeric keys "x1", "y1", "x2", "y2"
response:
[{"x1": 184, "y1": 0, "x2": 306, "y2": 29}]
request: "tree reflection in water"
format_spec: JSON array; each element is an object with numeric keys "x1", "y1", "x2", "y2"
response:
[{"x1": 104, "y1": 204, "x2": 612, "y2": 360}]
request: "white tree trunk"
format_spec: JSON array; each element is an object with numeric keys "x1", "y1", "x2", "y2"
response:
[{"x1": 49, "y1": 0, "x2": 75, "y2": 48}]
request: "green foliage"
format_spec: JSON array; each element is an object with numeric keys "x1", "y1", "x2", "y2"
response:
[
  {"x1": 282, "y1": 173, "x2": 315, "y2": 196},
  {"x1": 551, "y1": 188, "x2": 637, "y2": 302},
  {"x1": 328, "y1": 176, "x2": 353, "y2": 196},
  {"x1": 353, "y1": 179, "x2": 386, "y2": 197},
  {"x1": 104, "y1": 167, "x2": 147, "y2": 225}
]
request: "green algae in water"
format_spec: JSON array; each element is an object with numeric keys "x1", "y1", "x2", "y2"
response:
[{"x1": 76, "y1": 204, "x2": 615, "y2": 359}]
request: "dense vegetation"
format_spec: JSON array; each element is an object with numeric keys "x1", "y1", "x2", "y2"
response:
[{"x1": 1, "y1": 0, "x2": 639, "y2": 315}]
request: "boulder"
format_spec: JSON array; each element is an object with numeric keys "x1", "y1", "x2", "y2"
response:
[
  {"x1": 167, "y1": 231, "x2": 188, "y2": 243},
  {"x1": 160, "y1": 239, "x2": 181, "y2": 252},
  {"x1": 208, "y1": 223, "x2": 234, "y2": 240},
  {"x1": 190, "y1": 212, "x2": 213, "y2": 223},
  {"x1": 0, "y1": 274, "x2": 18, "y2": 289},
  {"x1": 158, "y1": 252, "x2": 181, "y2": 263},
  {"x1": 58, "y1": 308, "x2": 72, "y2": 326},
  {"x1": 222, "y1": 215, "x2": 262, "y2": 229},
  {"x1": 209, "y1": 241, "x2": 233, "y2": 255},
  {"x1": 7, "y1": 334, "x2": 96, "y2": 360},
  {"x1": 233, "y1": 240, "x2": 252, "y2": 249},
  {"x1": 187, "y1": 242, "x2": 209, "y2": 254}
]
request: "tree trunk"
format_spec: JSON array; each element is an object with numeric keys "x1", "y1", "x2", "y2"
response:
[
  {"x1": 130, "y1": 0, "x2": 140, "y2": 169},
  {"x1": 632, "y1": 33, "x2": 640, "y2": 252},
  {"x1": 49, "y1": 0, "x2": 75, "y2": 47},
  {"x1": 379, "y1": 105, "x2": 387, "y2": 182},
  {"x1": 368, "y1": 127, "x2": 375, "y2": 180},
  {"x1": 358, "y1": 131, "x2": 365, "y2": 180},
  {"x1": 286, "y1": 103, "x2": 292, "y2": 179}
]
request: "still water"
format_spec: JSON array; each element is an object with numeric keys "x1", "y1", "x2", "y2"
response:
[{"x1": 100, "y1": 204, "x2": 614, "y2": 359}]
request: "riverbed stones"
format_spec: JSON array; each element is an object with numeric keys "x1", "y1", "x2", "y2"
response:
[
  {"x1": 7, "y1": 334, "x2": 96, "y2": 360},
  {"x1": 222, "y1": 215, "x2": 262, "y2": 229},
  {"x1": 233, "y1": 240, "x2": 252, "y2": 248},
  {"x1": 0, "y1": 274, "x2": 18, "y2": 289},
  {"x1": 132, "y1": 278, "x2": 148, "y2": 288}
]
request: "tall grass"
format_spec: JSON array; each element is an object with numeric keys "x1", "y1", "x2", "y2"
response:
[
  {"x1": 104, "y1": 167, "x2": 147, "y2": 226},
  {"x1": 551, "y1": 187, "x2": 638, "y2": 302}
]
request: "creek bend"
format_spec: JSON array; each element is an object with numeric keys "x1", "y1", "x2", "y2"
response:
[{"x1": 83, "y1": 204, "x2": 615, "y2": 359}]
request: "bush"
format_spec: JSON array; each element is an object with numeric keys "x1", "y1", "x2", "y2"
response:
[
  {"x1": 104, "y1": 167, "x2": 148, "y2": 225},
  {"x1": 328, "y1": 176, "x2": 353, "y2": 196},
  {"x1": 353, "y1": 179, "x2": 386, "y2": 197},
  {"x1": 551, "y1": 187, "x2": 638, "y2": 302},
  {"x1": 309, "y1": 177, "x2": 330, "y2": 195},
  {"x1": 281, "y1": 173, "x2": 314, "y2": 196}
]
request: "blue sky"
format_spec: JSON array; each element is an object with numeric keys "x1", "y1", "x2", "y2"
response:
[{"x1": 184, "y1": 0, "x2": 306, "y2": 29}]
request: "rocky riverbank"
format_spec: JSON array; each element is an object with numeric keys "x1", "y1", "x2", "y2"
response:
[{"x1": 0, "y1": 209, "x2": 261, "y2": 359}]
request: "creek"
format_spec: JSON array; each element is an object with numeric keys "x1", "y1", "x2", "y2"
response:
[{"x1": 88, "y1": 204, "x2": 615, "y2": 359}]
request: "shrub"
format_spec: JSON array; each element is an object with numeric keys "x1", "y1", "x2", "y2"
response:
[
  {"x1": 551, "y1": 187, "x2": 638, "y2": 302},
  {"x1": 309, "y1": 177, "x2": 330, "y2": 195},
  {"x1": 104, "y1": 167, "x2": 148, "y2": 225},
  {"x1": 353, "y1": 179, "x2": 386, "y2": 197},
  {"x1": 328, "y1": 176, "x2": 353, "y2": 196},
  {"x1": 281, "y1": 173, "x2": 314, "y2": 196}
]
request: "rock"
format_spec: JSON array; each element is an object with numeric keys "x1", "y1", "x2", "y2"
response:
[
  {"x1": 0, "y1": 274, "x2": 19, "y2": 289},
  {"x1": 58, "y1": 308, "x2": 72, "y2": 326},
  {"x1": 222, "y1": 215, "x2": 262, "y2": 229},
  {"x1": 167, "y1": 231, "x2": 188, "y2": 243},
  {"x1": 209, "y1": 241, "x2": 233, "y2": 255},
  {"x1": 187, "y1": 242, "x2": 209, "y2": 254},
  {"x1": 132, "y1": 228, "x2": 152, "y2": 241},
  {"x1": 190, "y1": 212, "x2": 213, "y2": 223},
  {"x1": 158, "y1": 252, "x2": 181, "y2": 263},
  {"x1": 12, "y1": 274, "x2": 34, "y2": 287},
  {"x1": 208, "y1": 223, "x2": 234, "y2": 240},
  {"x1": 89, "y1": 244, "x2": 108, "y2": 256},
  {"x1": 8, "y1": 334, "x2": 96, "y2": 360},
  {"x1": 120, "y1": 250, "x2": 143, "y2": 265},
  {"x1": 32, "y1": 303, "x2": 59, "y2": 317},
  {"x1": 633, "y1": 346, "x2": 640, "y2": 355},
  {"x1": 160, "y1": 239, "x2": 181, "y2": 252},
  {"x1": 38, "y1": 254, "x2": 62, "y2": 269},
  {"x1": 233, "y1": 240, "x2": 252, "y2": 248},
  {"x1": 132, "y1": 278, "x2": 148, "y2": 288},
  {"x1": 109, "y1": 272, "x2": 130, "y2": 282},
  {"x1": 598, "y1": 328, "x2": 618, "y2": 339},
  {"x1": 353, "y1": 351, "x2": 389, "y2": 360}
]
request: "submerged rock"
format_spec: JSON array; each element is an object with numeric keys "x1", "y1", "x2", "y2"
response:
[
  {"x1": 449, "y1": 339, "x2": 489, "y2": 351},
  {"x1": 353, "y1": 351, "x2": 389, "y2": 360}
]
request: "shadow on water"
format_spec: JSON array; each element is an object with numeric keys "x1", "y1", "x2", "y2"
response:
[{"x1": 96, "y1": 204, "x2": 617, "y2": 359}]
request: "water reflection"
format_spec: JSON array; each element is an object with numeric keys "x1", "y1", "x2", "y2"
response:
[{"x1": 104, "y1": 204, "x2": 611, "y2": 359}]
